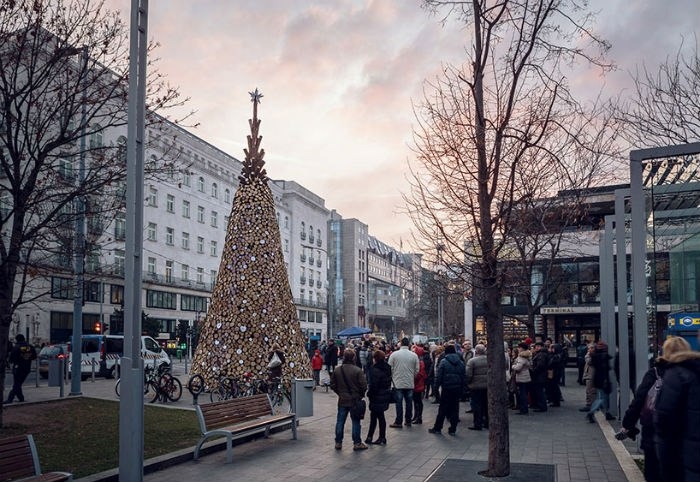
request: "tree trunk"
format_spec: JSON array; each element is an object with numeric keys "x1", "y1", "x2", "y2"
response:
[{"x1": 0, "y1": 258, "x2": 19, "y2": 428}]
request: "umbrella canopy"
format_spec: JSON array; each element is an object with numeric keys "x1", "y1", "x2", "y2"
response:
[{"x1": 336, "y1": 326, "x2": 372, "y2": 337}]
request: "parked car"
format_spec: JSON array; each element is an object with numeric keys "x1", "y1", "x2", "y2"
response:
[{"x1": 37, "y1": 344, "x2": 69, "y2": 379}]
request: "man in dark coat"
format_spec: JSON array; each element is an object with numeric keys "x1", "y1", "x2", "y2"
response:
[
  {"x1": 654, "y1": 347, "x2": 700, "y2": 482},
  {"x1": 330, "y1": 349, "x2": 368, "y2": 451},
  {"x1": 428, "y1": 343, "x2": 466, "y2": 435},
  {"x1": 530, "y1": 342, "x2": 549, "y2": 412},
  {"x1": 324, "y1": 339, "x2": 339, "y2": 374},
  {"x1": 5, "y1": 334, "x2": 37, "y2": 403}
]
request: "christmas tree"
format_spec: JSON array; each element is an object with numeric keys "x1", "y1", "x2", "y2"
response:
[{"x1": 191, "y1": 89, "x2": 311, "y2": 390}]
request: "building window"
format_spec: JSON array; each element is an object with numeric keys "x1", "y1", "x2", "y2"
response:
[
  {"x1": 114, "y1": 249, "x2": 125, "y2": 276},
  {"x1": 211, "y1": 182, "x2": 218, "y2": 198},
  {"x1": 197, "y1": 176, "x2": 205, "y2": 192},
  {"x1": 197, "y1": 236, "x2": 204, "y2": 254},
  {"x1": 181, "y1": 232, "x2": 190, "y2": 250},
  {"x1": 114, "y1": 214, "x2": 126, "y2": 240},
  {"x1": 301, "y1": 222, "x2": 306, "y2": 240},
  {"x1": 165, "y1": 260, "x2": 173, "y2": 282},
  {"x1": 58, "y1": 157, "x2": 73, "y2": 180},
  {"x1": 110, "y1": 284, "x2": 124, "y2": 304},
  {"x1": 224, "y1": 189, "x2": 231, "y2": 203},
  {"x1": 166, "y1": 194, "x2": 174, "y2": 213},
  {"x1": 284, "y1": 239, "x2": 289, "y2": 253},
  {"x1": 197, "y1": 206, "x2": 205, "y2": 223},
  {"x1": 89, "y1": 125, "x2": 103, "y2": 148},
  {"x1": 147, "y1": 257, "x2": 156, "y2": 274},
  {"x1": 146, "y1": 289, "x2": 177, "y2": 309},
  {"x1": 182, "y1": 171, "x2": 191, "y2": 187},
  {"x1": 165, "y1": 227, "x2": 174, "y2": 245},
  {"x1": 224, "y1": 215, "x2": 229, "y2": 228},
  {"x1": 210, "y1": 211, "x2": 218, "y2": 228},
  {"x1": 210, "y1": 240, "x2": 217, "y2": 257},
  {"x1": 51, "y1": 277, "x2": 72, "y2": 299},
  {"x1": 182, "y1": 200, "x2": 190, "y2": 218},
  {"x1": 211, "y1": 270, "x2": 217, "y2": 285},
  {"x1": 197, "y1": 267, "x2": 204, "y2": 283},
  {"x1": 284, "y1": 216, "x2": 289, "y2": 229},
  {"x1": 147, "y1": 222, "x2": 157, "y2": 241},
  {"x1": 181, "y1": 264, "x2": 189, "y2": 281},
  {"x1": 181, "y1": 294, "x2": 208, "y2": 311},
  {"x1": 148, "y1": 187, "x2": 157, "y2": 207}
]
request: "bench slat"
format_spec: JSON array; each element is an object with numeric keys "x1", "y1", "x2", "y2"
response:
[{"x1": 0, "y1": 434, "x2": 73, "y2": 482}]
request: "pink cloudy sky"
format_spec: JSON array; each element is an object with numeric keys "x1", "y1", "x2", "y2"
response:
[{"x1": 105, "y1": 0, "x2": 698, "y2": 248}]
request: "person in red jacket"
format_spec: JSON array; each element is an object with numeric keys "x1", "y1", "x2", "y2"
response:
[
  {"x1": 412, "y1": 345, "x2": 427, "y2": 424},
  {"x1": 311, "y1": 349, "x2": 324, "y2": 389}
]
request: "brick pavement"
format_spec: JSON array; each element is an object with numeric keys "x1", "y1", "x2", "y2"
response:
[{"x1": 4, "y1": 364, "x2": 640, "y2": 481}]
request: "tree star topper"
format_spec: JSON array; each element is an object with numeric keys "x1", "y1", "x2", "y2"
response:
[
  {"x1": 249, "y1": 88, "x2": 263, "y2": 104},
  {"x1": 239, "y1": 88, "x2": 267, "y2": 185}
]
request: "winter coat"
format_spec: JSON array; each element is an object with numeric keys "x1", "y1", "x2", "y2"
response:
[
  {"x1": 368, "y1": 360, "x2": 392, "y2": 412},
  {"x1": 9, "y1": 341, "x2": 36, "y2": 374},
  {"x1": 311, "y1": 352, "x2": 324, "y2": 371},
  {"x1": 549, "y1": 344, "x2": 566, "y2": 379},
  {"x1": 530, "y1": 349, "x2": 549, "y2": 384},
  {"x1": 388, "y1": 346, "x2": 420, "y2": 389},
  {"x1": 654, "y1": 351, "x2": 700, "y2": 482},
  {"x1": 512, "y1": 350, "x2": 532, "y2": 383},
  {"x1": 436, "y1": 353, "x2": 466, "y2": 393},
  {"x1": 414, "y1": 360, "x2": 427, "y2": 393},
  {"x1": 330, "y1": 363, "x2": 368, "y2": 408},
  {"x1": 466, "y1": 354, "x2": 488, "y2": 390},
  {"x1": 324, "y1": 344, "x2": 339, "y2": 366},
  {"x1": 621, "y1": 360, "x2": 669, "y2": 451},
  {"x1": 591, "y1": 350, "x2": 612, "y2": 392}
]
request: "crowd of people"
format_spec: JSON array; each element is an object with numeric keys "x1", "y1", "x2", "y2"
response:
[{"x1": 320, "y1": 332, "x2": 699, "y2": 482}]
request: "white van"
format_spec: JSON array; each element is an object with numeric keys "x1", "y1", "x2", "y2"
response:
[
  {"x1": 68, "y1": 334, "x2": 170, "y2": 379},
  {"x1": 107, "y1": 335, "x2": 171, "y2": 377}
]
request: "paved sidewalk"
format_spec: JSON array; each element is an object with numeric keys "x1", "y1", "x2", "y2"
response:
[{"x1": 5, "y1": 365, "x2": 640, "y2": 481}]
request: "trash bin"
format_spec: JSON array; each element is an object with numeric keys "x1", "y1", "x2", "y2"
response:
[
  {"x1": 48, "y1": 358, "x2": 64, "y2": 387},
  {"x1": 292, "y1": 378, "x2": 314, "y2": 417},
  {"x1": 176, "y1": 349, "x2": 183, "y2": 361}
]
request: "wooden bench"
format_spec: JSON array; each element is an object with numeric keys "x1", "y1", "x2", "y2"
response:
[
  {"x1": 0, "y1": 434, "x2": 73, "y2": 482},
  {"x1": 194, "y1": 393, "x2": 297, "y2": 464}
]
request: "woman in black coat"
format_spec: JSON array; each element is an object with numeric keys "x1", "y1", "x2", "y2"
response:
[
  {"x1": 654, "y1": 339, "x2": 700, "y2": 482},
  {"x1": 365, "y1": 350, "x2": 392, "y2": 445},
  {"x1": 619, "y1": 337, "x2": 690, "y2": 482},
  {"x1": 585, "y1": 341, "x2": 612, "y2": 423}
]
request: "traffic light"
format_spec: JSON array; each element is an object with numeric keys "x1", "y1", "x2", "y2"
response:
[{"x1": 94, "y1": 321, "x2": 102, "y2": 333}]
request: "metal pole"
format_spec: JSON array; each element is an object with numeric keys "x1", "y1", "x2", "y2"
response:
[
  {"x1": 70, "y1": 46, "x2": 89, "y2": 396},
  {"x1": 119, "y1": 1, "x2": 148, "y2": 480}
]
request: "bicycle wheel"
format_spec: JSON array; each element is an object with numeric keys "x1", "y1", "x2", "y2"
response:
[
  {"x1": 271, "y1": 391, "x2": 292, "y2": 415},
  {"x1": 144, "y1": 381, "x2": 159, "y2": 403},
  {"x1": 187, "y1": 374, "x2": 205, "y2": 396},
  {"x1": 115, "y1": 379, "x2": 121, "y2": 398},
  {"x1": 163, "y1": 376, "x2": 183, "y2": 402}
]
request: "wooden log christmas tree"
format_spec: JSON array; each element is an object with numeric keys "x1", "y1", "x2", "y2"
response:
[{"x1": 191, "y1": 89, "x2": 311, "y2": 389}]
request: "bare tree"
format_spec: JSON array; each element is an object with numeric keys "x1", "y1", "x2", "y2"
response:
[
  {"x1": 0, "y1": 0, "x2": 186, "y2": 423},
  {"x1": 617, "y1": 39, "x2": 700, "y2": 146},
  {"x1": 405, "y1": 0, "x2": 614, "y2": 476}
]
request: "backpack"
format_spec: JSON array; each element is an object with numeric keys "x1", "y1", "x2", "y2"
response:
[{"x1": 639, "y1": 367, "x2": 662, "y2": 426}]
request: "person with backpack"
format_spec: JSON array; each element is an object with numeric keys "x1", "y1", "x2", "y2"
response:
[
  {"x1": 618, "y1": 337, "x2": 689, "y2": 482},
  {"x1": 654, "y1": 337, "x2": 700, "y2": 482},
  {"x1": 4, "y1": 334, "x2": 37, "y2": 404}
]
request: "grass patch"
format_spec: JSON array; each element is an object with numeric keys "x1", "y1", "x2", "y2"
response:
[{"x1": 2, "y1": 398, "x2": 199, "y2": 478}]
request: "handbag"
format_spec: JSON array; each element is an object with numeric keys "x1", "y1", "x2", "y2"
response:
[
  {"x1": 389, "y1": 380, "x2": 397, "y2": 404},
  {"x1": 268, "y1": 351, "x2": 282, "y2": 369},
  {"x1": 339, "y1": 366, "x2": 366, "y2": 419}
]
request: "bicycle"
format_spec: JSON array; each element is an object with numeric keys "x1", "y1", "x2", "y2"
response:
[
  {"x1": 155, "y1": 371, "x2": 183, "y2": 402},
  {"x1": 266, "y1": 377, "x2": 292, "y2": 414},
  {"x1": 115, "y1": 364, "x2": 161, "y2": 403},
  {"x1": 209, "y1": 376, "x2": 240, "y2": 402}
]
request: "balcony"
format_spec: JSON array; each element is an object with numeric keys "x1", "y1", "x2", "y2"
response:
[
  {"x1": 316, "y1": 280, "x2": 322, "y2": 288},
  {"x1": 309, "y1": 234, "x2": 315, "y2": 243},
  {"x1": 308, "y1": 278, "x2": 314, "y2": 287},
  {"x1": 300, "y1": 276, "x2": 306, "y2": 284},
  {"x1": 316, "y1": 238, "x2": 322, "y2": 247},
  {"x1": 293, "y1": 297, "x2": 327, "y2": 309},
  {"x1": 300, "y1": 254, "x2": 306, "y2": 262},
  {"x1": 300, "y1": 231, "x2": 306, "y2": 240},
  {"x1": 316, "y1": 259, "x2": 322, "y2": 268},
  {"x1": 309, "y1": 256, "x2": 314, "y2": 265}
]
